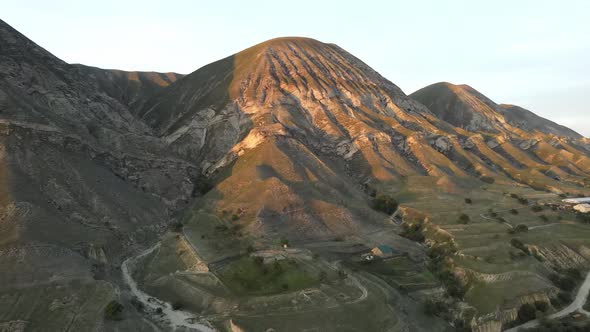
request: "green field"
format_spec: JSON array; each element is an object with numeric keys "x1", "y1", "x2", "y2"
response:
[{"x1": 219, "y1": 256, "x2": 319, "y2": 296}]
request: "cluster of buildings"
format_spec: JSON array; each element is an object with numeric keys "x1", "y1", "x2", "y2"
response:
[
  {"x1": 562, "y1": 197, "x2": 590, "y2": 213},
  {"x1": 361, "y1": 245, "x2": 398, "y2": 261}
]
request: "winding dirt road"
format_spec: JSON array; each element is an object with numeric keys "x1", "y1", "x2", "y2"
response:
[
  {"x1": 504, "y1": 271, "x2": 590, "y2": 331},
  {"x1": 121, "y1": 243, "x2": 215, "y2": 332}
]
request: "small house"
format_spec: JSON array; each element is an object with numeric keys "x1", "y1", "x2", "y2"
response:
[
  {"x1": 371, "y1": 245, "x2": 396, "y2": 258},
  {"x1": 574, "y1": 204, "x2": 590, "y2": 213}
]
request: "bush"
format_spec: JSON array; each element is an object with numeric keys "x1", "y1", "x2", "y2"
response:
[
  {"x1": 516, "y1": 303, "x2": 537, "y2": 323},
  {"x1": 510, "y1": 193, "x2": 520, "y2": 199},
  {"x1": 480, "y1": 176, "x2": 495, "y2": 184},
  {"x1": 465, "y1": 198, "x2": 473, "y2": 204},
  {"x1": 104, "y1": 300, "x2": 124, "y2": 320},
  {"x1": 170, "y1": 221, "x2": 184, "y2": 232},
  {"x1": 231, "y1": 214, "x2": 240, "y2": 221},
  {"x1": 518, "y1": 197, "x2": 529, "y2": 205},
  {"x1": 372, "y1": 194, "x2": 398, "y2": 215},
  {"x1": 534, "y1": 301, "x2": 549, "y2": 312},
  {"x1": 423, "y1": 299, "x2": 445, "y2": 316},
  {"x1": 458, "y1": 214, "x2": 470, "y2": 224},
  {"x1": 549, "y1": 273, "x2": 576, "y2": 291},
  {"x1": 510, "y1": 238, "x2": 526, "y2": 251},
  {"x1": 400, "y1": 223, "x2": 425, "y2": 242},
  {"x1": 531, "y1": 205, "x2": 543, "y2": 212},
  {"x1": 515, "y1": 224, "x2": 528, "y2": 233},
  {"x1": 172, "y1": 301, "x2": 183, "y2": 310},
  {"x1": 510, "y1": 209, "x2": 519, "y2": 215}
]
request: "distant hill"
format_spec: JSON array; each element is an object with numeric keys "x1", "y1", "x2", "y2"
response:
[{"x1": 410, "y1": 82, "x2": 582, "y2": 138}]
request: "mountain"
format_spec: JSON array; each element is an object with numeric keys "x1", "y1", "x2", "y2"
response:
[
  {"x1": 74, "y1": 64, "x2": 183, "y2": 109},
  {"x1": 0, "y1": 19, "x2": 196, "y2": 331},
  {"x1": 498, "y1": 103, "x2": 581, "y2": 138},
  {"x1": 1, "y1": 18, "x2": 590, "y2": 332},
  {"x1": 410, "y1": 82, "x2": 582, "y2": 138}
]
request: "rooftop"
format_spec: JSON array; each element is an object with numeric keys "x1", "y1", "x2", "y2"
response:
[{"x1": 562, "y1": 197, "x2": 590, "y2": 204}]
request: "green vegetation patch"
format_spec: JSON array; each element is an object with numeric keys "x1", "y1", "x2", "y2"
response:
[{"x1": 219, "y1": 256, "x2": 318, "y2": 295}]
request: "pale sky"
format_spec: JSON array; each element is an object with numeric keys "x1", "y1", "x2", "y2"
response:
[{"x1": 3, "y1": 0, "x2": 589, "y2": 136}]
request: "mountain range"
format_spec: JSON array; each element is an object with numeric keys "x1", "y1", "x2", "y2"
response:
[{"x1": 0, "y1": 18, "x2": 589, "y2": 332}]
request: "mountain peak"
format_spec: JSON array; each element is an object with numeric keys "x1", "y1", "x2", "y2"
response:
[{"x1": 410, "y1": 82, "x2": 582, "y2": 138}]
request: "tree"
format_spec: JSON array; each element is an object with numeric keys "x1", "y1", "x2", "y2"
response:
[
  {"x1": 458, "y1": 213, "x2": 470, "y2": 224},
  {"x1": 516, "y1": 303, "x2": 537, "y2": 323},
  {"x1": 510, "y1": 238, "x2": 526, "y2": 251},
  {"x1": 510, "y1": 209, "x2": 519, "y2": 215},
  {"x1": 465, "y1": 198, "x2": 473, "y2": 204},
  {"x1": 246, "y1": 245, "x2": 255, "y2": 254},
  {"x1": 515, "y1": 224, "x2": 528, "y2": 233},
  {"x1": 372, "y1": 194, "x2": 398, "y2": 215},
  {"x1": 534, "y1": 301, "x2": 549, "y2": 312},
  {"x1": 531, "y1": 205, "x2": 543, "y2": 212},
  {"x1": 480, "y1": 176, "x2": 495, "y2": 184},
  {"x1": 104, "y1": 300, "x2": 124, "y2": 320},
  {"x1": 423, "y1": 299, "x2": 445, "y2": 316}
]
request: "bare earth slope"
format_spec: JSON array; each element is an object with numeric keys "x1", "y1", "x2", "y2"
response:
[{"x1": 0, "y1": 19, "x2": 196, "y2": 331}]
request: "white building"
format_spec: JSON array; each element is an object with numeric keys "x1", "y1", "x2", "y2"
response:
[
  {"x1": 574, "y1": 204, "x2": 590, "y2": 213},
  {"x1": 563, "y1": 197, "x2": 590, "y2": 204}
]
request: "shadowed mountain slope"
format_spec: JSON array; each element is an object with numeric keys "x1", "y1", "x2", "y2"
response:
[{"x1": 74, "y1": 64, "x2": 183, "y2": 110}]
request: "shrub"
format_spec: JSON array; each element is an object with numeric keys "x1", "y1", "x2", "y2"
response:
[
  {"x1": 372, "y1": 194, "x2": 398, "y2": 215},
  {"x1": 480, "y1": 176, "x2": 495, "y2": 184},
  {"x1": 104, "y1": 300, "x2": 124, "y2": 320},
  {"x1": 458, "y1": 214, "x2": 470, "y2": 224},
  {"x1": 534, "y1": 301, "x2": 549, "y2": 312},
  {"x1": 531, "y1": 205, "x2": 543, "y2": 212},
  {"x1": 423, "y1": 299, "x2": 445, "y2": 316},
  {"x1": 510, "y1": 193, "x2": 520, "y2": 199},
  {"x1": 465, "y1": 198, "x2": 473, "y2": 204},
  {"x1": 550, "y1": 273, "x2": 576, "y2": 291},
  {"x1": 400, "y1": 223, "x2": 425, "y2": 242},
  {"x1": 510, "y1": 209, "x2": 519, "y2": 215},
  {"x1": 516, "y1": 303, "x2": 536, "y2": 323},
  {"x1": 518, "y1": 197, "x2": 529, "y2": 205},
  {"x1": 170, "y1": 221, "x2": 184, "y2": 232},
  {"x1": 172, "y1": 301, "x2": 183, "y2": 310},
  {"x1": 231, "y1": 214, "x2": 240, "y2": 221},
  {"x1": 510, "y1": 238, "x2": 526, "y2": 251},
  {"x1": 515, "y1": 224, "x2": 529, "y2": 233}
]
